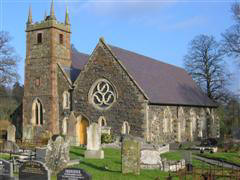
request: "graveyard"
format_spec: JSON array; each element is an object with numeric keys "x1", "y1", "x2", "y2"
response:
[
  {"x1": 0, "y1": 113, "x2": 240, "y2": 179},
  {"x1": 1, "y1": 131, "x2": 240, "y2": 180},
  {"x1": 0, "y1": 145, "x2": 227, "y2": 180}
]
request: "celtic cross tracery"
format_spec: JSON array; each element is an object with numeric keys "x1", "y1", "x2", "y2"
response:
[{"x1": 90, "y1": 80, "x2": 116, "y2": 109}]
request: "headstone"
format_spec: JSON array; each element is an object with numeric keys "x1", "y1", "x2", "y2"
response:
[
  {"x1": 19, "y1": 160, "x2": 50, "y2": 180},
  {"x1": 57, "y1": 168, "x2": 92, "y2": 180},
  {"x1": 121, "y1": 135, "x2": 141, "y2": 175},
  {"x1": 36, "y1": 147, "x2": 47, "y2": 162},
  {"x1": 84, "y1": 123, "x2": 104, "y2": 159},
  {"x1": 0, "y1": 159, "x2": 13, "y2": 180},
  {"x1": 45, "y1": 135, "x2": 70, "y2": 174},
  {"x1": 140, "y1": 149, "x2": 162, "y2": 169},
  {"x1": 2, "y1": 141, "x2": 19, "y2": 153},
  {"x1": 182, "y1": 151, "x2": 192, "y2": 172},
  {"x1": 23, "y1": 124, "x2": 34, "y2": 140},
  {"x1": 7, "y1": 125, "x2": 16, "y2": 143},
  {"x1": 67, "y1": 112, "x2": 78, "y2": 146},
  {"x1": 182, "y1": 151, "x2": 192, "y2": 165}
]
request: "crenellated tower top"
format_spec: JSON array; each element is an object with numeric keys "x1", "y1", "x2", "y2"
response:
[{"x1": 26, "y1": 0, "x2": 71, "y2": 33}]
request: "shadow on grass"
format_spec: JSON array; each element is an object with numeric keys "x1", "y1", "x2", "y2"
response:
[
  {"x1": 81, "y1": 161, "x2": 121, "y2": 173},
  {"x1": 70, "y1": 151, "x2": 84, "y2": 158},
  {"x1": 113, "y1": 160, "x2": 121, "y2": 165}
]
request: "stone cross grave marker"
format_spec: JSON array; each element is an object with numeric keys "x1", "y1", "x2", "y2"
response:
[
  {"x1": 121, "y1": 136, "x2": 141, "y2": 175},
  {"x1": 0, "y1": 159, "x2": 13, "y2": 180},
  {"x1": 45, "y1": 135, "x2": 70, "y2": 174},
  {"x1": 57, "y1": 168, "x2": 92, "y2": 180},
  {"x1": 84, "y1": 123, "x2": 104, "y2": 159},
  {"x1": 19, "y1": 160, "x2": 50, "y2": 180}
]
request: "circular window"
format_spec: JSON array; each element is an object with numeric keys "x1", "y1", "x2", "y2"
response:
[{"x1": 89, "y1": 79, "x2": 116, "y2": 110}]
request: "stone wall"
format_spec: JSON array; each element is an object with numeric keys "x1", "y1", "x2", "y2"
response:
[
  {"x1": 73, "y1": 41, "x2": 147, "y2": 138},
  {"x1": 148, "y1": 105, "x2": 219, "y2": 144},
  {"x1": 57, "y1": 66, "x2": 72, "y2": 135}
]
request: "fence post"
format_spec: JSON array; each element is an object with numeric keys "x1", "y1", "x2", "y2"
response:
[{"x1": 222, "y1": 160, "x2": 223, "y2": 177}]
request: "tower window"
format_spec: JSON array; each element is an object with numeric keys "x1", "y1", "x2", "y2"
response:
[
  {"x1": 59, "y1": 34, "x2": 63, "y2": 44},
  {"x1": 32, "y1": 98, "x2": 43, "y2": 126},
  {"x1": 37, "y1": 33, "x2": 42, "y2": 44}
]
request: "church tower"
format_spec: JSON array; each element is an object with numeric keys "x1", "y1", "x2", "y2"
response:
[{"x1": 23, "y1": 1, "x2": 71, "y2": 140}]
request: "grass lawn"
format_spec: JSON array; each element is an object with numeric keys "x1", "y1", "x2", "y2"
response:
[
  {"x1": 69, "y1": 147, "x2": 177, "y2": 180},
  {"x1": 0, "y1": 153, "x2": 10, "y2": 160},
  {"x1": 160, "y1": 151, "x2": 183, "y2": 161},
  {"x1": 196, "y1": 152, "x2": 240, "y2": 165}
]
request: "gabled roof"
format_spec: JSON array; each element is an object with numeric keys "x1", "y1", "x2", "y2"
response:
[{"x1": 70, "y1": 44, "x2": 217, "y2": 107}]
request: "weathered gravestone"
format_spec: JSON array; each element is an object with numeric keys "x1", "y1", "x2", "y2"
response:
[
  {"x1": 35, "y1": 147, "x2": 47, "y2": 162},
  {"x1": 84, "y1": 123, "x2": 104, "y2": 159},
  {"x1": 1, "y1": 141, "x2": 19, "y2": 153},
  {"x1": 19, "y1": 160, "x2": 50, "y2": 180},
  {"x1": 182, "y1": 151, "x2": 193, "y2": 172},
  {"x1": 45, "y1": 135, "x2": 70, "y2": 174},
  {"x1": 57, "y1": 168, "x2": 92, "y2": 180},
  {"x1": 140, "y1": 149, "x2": 162, "y2": 169},
  {"x1": 23, "y1": 124, "x2": 34, "y2": 140},
  {"x1": 0, "y1": 159, "x2": 13, "y2": 180},
  {"x1": 7, "y1": 125, "x2": 16, "y2": 143},
  {"x1": 121, "y1": 136, "x2": 141, "y2": 175}
]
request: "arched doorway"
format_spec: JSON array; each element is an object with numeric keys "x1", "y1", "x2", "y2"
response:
[{"x1": 79, "y1": 116, "x2": 89, "y2": 145}]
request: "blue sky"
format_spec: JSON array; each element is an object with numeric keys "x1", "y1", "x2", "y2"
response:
[{"x1": 0, "y1": 0, "x2": 239, "y2": 93}]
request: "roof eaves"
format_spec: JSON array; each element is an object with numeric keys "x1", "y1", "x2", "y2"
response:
[
  {"x1": 72, "y1": 41, "x2": 100, "y2": 87},
  {"x1": 148, "y1": 102, "x2": 218, "y2": 108},
  {"x1": 57, "y1": 63, "x2": 73, "y2": 87}
]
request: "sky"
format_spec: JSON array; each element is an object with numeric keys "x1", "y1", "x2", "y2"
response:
[{"x1": 0, "y1": 0, "x2": 239, "y2": 93}]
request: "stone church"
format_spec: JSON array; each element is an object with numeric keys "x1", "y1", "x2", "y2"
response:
[{"x1": 22, "y1": 1, "x2": 219, "y2": 146}]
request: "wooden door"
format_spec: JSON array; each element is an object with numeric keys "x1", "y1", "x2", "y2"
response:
[{"x1": 79, "y1": 118, "x2": 88, "y2": 145}]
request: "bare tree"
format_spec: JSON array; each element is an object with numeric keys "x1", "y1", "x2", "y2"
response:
[
  {"x1": 184, "y1": 34, "x2": 231, "y2": 102},
  {"x1": 0, "y1": 31, "x2": 19, "y2": 86},
  {"x1": 222, "y1": 3, "x2": 240, "y2": 66}
]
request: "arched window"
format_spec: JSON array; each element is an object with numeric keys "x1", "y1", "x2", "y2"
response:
[
  {"x1": 62, "y1": 118, "x2": 68, "y2": 135},
  {"x1": 63, "y1": 91, "x2": 70, "y2": 109},
  {"x1": 98, "y1": 116, "x2": 107, "y2": 127},
  {"x1": 122, "y1": 121, "x2": 130, "y2": 135},
  {"x1": 32, "y1": 98, "x2": 43, "y2": 126}
]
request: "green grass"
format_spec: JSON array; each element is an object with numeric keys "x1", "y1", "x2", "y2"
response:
[
  {"x1": 0, "y1": 153, "x2": 10, "y2": 160},
  {"x1": 196, "y1": 152, "x2": 240, "y2": 165},
  {"x1": 160, "y1": 151, "x2": 183, "y2": 161},
  {"x1": 69, "y1": 147, "x2": 175, "y2": 180}
]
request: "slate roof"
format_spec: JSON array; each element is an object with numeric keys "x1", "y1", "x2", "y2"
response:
[{"x1": 70, "y1": 45, "x2": 217, "y2": 107}]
